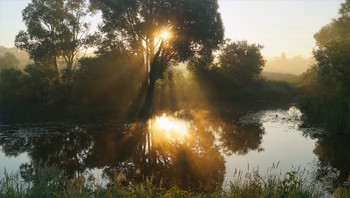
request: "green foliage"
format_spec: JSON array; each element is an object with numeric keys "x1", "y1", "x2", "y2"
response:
[
  {"x1": 188, "y1": 40, "x2": 292, "y2": 103},
  {"x1": 313, "y1": 39, "x2": 350, "y2": 90},
  {"x1": 228, "y1": 169, "x2": 323, "y2": 198},
  {"x1": 312, "y1": 0, "x2": 350, "y2": 92},
  {"x1": 0, "y1": 64, "x2": 59, "y2": 122},
  {"x1": 299, "y1": 95, "x2": 350, "y2": 132},
  {"x1": 0, "y1": 68, "x2": 24, "y2": 108},
  {"x1": 95, "y1": 0, "x2": 224, "y2": 85},
  {"x1": 23, "y1": 64, "x2": 58, "y2": 104},
  {"x1": 297, "y1": 0, "x2": 350, "y2": 132},
  {"x1": 218, "y1": 40, "x2": 265, "y2": 81},
  {"x1": 0, "y1": 53, "x2": 145, "y2": 121},
  {"x1": 333, "y1": 187, "x2": 350, "y2": 198},
  {"x1": 15, "y1": 0, "x2": 94, "y2": 77},
  {"x1": 314, "y1": 0, "x2": 350, "y2": 48},
  {"x1": 4, "y1": 167, "x2": 348, "y2": 198}
]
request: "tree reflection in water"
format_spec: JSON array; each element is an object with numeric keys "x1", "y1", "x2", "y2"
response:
[
  {"x1": 0, "y1": 110, "x2": 266, "y2": 191},
  {"x1": 311, "y1": 133, "x2": 350, "y2": 187}
]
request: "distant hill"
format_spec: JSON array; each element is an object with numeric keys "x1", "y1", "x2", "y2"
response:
[
  {"x1": 263, "y1": 52, "x2": 314, "y2": 75},
  {"x1": 0, "y1": 46, "x2": 32, "y2": 69}
]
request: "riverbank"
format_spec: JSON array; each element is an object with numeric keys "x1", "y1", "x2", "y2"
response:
[{"x1": 1, "y1": 168, "x2": 349, "y2": 198}]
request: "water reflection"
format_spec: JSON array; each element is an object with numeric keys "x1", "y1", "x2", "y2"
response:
[
  {"x1": 0, "y1": 106, "x2": 348, "y2": 190},
  {"x1": 151, "y1": 113, "x2": 189, "y2": 140},
  {"x1": 1, "y1": 110, "x2": 260, "y2": 191},
  {"x1": 311, "y1": 133, "x2": 350, "y2": 187}
]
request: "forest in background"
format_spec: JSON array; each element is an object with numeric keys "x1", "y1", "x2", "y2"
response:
[{"x1": 0, "y1": 0, "x2": 348, "y2": 133}]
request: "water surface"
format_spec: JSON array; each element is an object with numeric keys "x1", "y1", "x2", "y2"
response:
[{"x1": 0, "y1": 104, "x2": 348, "y2": 190}]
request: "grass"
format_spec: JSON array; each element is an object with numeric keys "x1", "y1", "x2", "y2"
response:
[
  {"x1": 298, "y1": 95, "x2": 350, "y2": 132},
  {"x1": 1, "y1": 167, "x2": 349, "y2": 198}
]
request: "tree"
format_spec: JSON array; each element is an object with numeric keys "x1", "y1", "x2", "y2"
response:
[
  {"x1": 314, "y1": 0, "x2": 350, "y2": 48},
  {"x1": 314, "y1": 40, "x2": 350, "y2": 92},
  {"x1": 218, "y1": 40, "x2": 265, "y2": 81},
  {"x1": 0, "y1": 68, "x2": 24, "y2": 108},
  {"x1": 94, "y1": 0, "x2": 224, "y2": 112},
  {"x1": 23, "y1": 64, "x2": 58, "y2": 104},
  {"x1": 313, "y1": 0, "x2": 350, "y2": 95},
  {"x1": 0, "y1": 52, "x2": 20, "y2": 70},
  {"x1": 15, "y1": 0, "x2": 93, "y2": 79},
  {"x1": 298, "y1": 0, "x2": 350, "y2": 131}
]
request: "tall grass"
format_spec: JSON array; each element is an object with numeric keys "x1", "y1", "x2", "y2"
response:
[
  {"x1": 1, "y1": 167, "x2": 349, "y2": 198},
  {"x1": 228, "y1": 169, "x2": 322, "y2": 198},
  {"x1": 298, "y1": 95, "x2": 350, "y2": 132}
]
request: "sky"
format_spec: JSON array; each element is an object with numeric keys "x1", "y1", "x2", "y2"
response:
[{"x1": 0, "y1": 0, "x2": 342, "y2": 59}]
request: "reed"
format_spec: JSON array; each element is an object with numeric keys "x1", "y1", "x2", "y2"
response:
[{"x1": 0, "y1": 167, "x2": 349, "y2": 198}]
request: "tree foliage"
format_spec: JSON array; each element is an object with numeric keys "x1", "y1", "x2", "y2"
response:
[
  {"x1": 313, "y1": 0, "x2": 350, "y2": 95},
  {"x1": 94, "y1": 0, "x2": 224, "y2": 86},
  {"x1": 15, "y1": 0, "x2": 93, "y2": 77},
  {"x1": 298, "y1": 0, "x2": 350, "y2": 132},
  {"x1": 0, "y1": 52, "x2": 20, "y2": 70},
  {"x1": 314, "y1": 0, "x2": 350, "y2": 48},
  {"x1": 218, "y1": 40, "x2": 265, "y2": 81}
]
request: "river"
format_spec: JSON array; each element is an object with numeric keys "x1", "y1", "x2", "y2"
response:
[{"x1": 0, "y1": 104, "x2": 349, "y2": 191}]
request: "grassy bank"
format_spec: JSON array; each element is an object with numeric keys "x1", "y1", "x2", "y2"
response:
[{"x1": 1, "y1": 168, "x2": 349, "y2": 198}]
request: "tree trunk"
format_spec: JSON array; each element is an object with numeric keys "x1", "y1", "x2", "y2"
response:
[{"x1": 141, "y1": 75, "x2": 156, "y2": 117}]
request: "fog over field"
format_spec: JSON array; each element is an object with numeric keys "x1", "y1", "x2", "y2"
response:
[{"x1": 264, "y1": 53, "x2": 314, "y2": 75}]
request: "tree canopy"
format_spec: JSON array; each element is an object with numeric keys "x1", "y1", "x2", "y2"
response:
[
  {"x1": 95, "y1": 0, "x2": 224, "y2": 86},
  {"x1": 313, "y1": 0, "x2": 350, "y2": 94},
  {"x1": 218, "y1": 40, "x2": 265, "y2": 81},
  {"x1": 15, "y1": 0, "x2": 93, "y2": 77},
  {"x1": 314, "y1": 0, "x2": 350, "y2": 47}
]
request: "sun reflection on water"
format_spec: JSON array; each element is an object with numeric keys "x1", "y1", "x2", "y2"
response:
[{"x1": 151, "y1": 113, "x2": 189, "y2": 139}]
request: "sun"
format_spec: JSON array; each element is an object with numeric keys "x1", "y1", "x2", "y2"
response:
[{"x1": 160, "y1": 31, "x2": 171, "y2": 40}]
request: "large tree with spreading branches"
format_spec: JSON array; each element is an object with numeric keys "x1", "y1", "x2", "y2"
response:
[{"x1": 94, "y1": 0, "x2": 224, "y2": 112}]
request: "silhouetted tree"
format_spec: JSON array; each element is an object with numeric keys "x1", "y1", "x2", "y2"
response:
[
  {"x1": 94, "y1": 0, "x2": 224, "y2": 113},
  {"x1": 0, "y1": 68, "x2": 24, "y2": 109},
  {"x1": 218, "y1": 40, "x2": 265, "y2": 81},
  {"x1": 15, "y1": 0, "x2": 94, "y2": 80},
  {"x1": 298, "y1": 0, "x2": 350, "y2": 131},
  {"x1": 313, "y1": 0, "x2": 350, "y2": 94},
  {"x1": 314, "y1": 0, "x2": 350, "y2": 48}
]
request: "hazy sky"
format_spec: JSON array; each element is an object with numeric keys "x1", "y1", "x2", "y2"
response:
[{"x1": 0, "y1": 0, "x2": 342, "y2": 58}]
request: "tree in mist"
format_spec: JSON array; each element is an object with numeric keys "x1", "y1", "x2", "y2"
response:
[
  {"x1": 298, "y1": 0, "x2": 350, "y2": 131},
  {"x1": 0, "y1": 52, "x2": 20, "y2": 70},
  {"x1": 313, "y1": 0, "x2": 350, "y2": 95},
  {"x1": 281, "y1": 52, "x2": 287, "y2": 62},
  {"x1": 314, "y1": 0, "x2": 350, "y2": 48},
  {"x1": 94, "y1": 0, "x2": 224, "y2": 113},
  {"x1": 15, "y1": 0, "x2": 94, "y2": 80},
  {"x1": 218, "y1": 40, "x2": 265, "y2": 81}
]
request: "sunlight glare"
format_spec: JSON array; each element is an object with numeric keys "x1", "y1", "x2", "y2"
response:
[
  {"x1": 154, "y1": 114, "x2": 188, "y2": 138},
  {"x1": 160, "y1": 31, "x2": 170, "y2": 40}
]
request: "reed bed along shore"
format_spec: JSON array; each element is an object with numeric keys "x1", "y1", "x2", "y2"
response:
[{"x1": 1, "y1": 166, "x2": 349, "y2": 198}]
